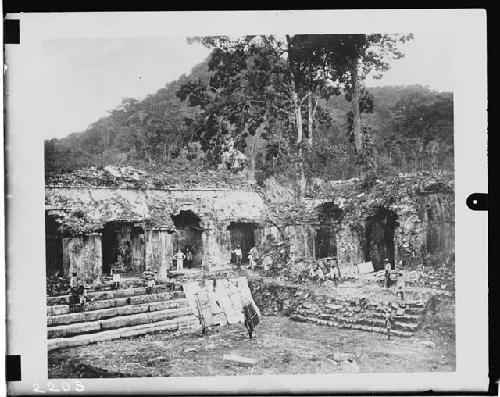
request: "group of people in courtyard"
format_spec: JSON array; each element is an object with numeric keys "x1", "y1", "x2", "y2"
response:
[
  {"x1": 309, "y1": 257, "x2": 342, "y2": 286},
  {"x1": 230, "y1": 245, "x2": 259, "y2": 269}
]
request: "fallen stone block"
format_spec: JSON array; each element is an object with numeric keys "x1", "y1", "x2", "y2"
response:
[
  {"x1": 420, "y1": 340, "x2": 436, "y2": 348},
  {"x1": 326, "y1": 304, "x2": 343, "y2": 311},
  {"x1": 223, "y1": 354, "x2": 257, "y2": 367},
  {"x1": 333, "y1": 352, "x2": 355, "y2": 362},
  {"x1": 47, "y1": 305, "x2": 70, "y2": 316}
]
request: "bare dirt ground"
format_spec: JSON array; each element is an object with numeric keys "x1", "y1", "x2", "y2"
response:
[{"x1": 48, "y1": 300, "x2": 455, "y2": 378}]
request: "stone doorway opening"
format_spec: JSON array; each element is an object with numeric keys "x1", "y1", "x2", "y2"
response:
[
  {"x1": 227, "y1": 222, "x2": 256, "y2": 265},
  {"x1": 315, "y1": 226, "x2": 337, "y2": 259},
  {"x1": 171, "y1": 210, "x2": 203, "y2": 269},
  {"x1": 101, "y1": 221, "x2": 145, "y2": 276},
  {"x1": 364, "y1": 208, "x2": 398, "y2": 270},
  {"x1": 45, "y1": 213, "x2": 64, "y2": 276},
  {"x1": 315, "y1": 202, "x2": 342, "y2": 259}
]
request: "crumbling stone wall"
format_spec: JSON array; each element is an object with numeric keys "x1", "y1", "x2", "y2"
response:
[{"x1": 264, "y1": 173, "x2": 454, "y2": 278}]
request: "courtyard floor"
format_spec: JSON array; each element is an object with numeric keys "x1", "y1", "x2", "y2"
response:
[{"x1": 48, "y1": 313, "x2": 455, "y2": 378}]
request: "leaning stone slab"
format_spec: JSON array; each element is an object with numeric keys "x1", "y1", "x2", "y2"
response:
[{"x1": 357, "y1": 261, "x2": 374, "y2": 275}]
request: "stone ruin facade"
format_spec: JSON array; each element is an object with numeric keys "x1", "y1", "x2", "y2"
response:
[
  {"x1": 45, "y1": 168, "x2": 455, "y2": 285},
  {"x1": 45, "y1": 183, "x2": 266, "y2": 284},
  {"x1": 264, "y1": 172, "x2": 455, "y2": 278}
]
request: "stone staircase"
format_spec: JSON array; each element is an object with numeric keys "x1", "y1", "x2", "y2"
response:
[
  {"x1": 47, "y1": 284, "x2": 201, "y2": 351},
  {"x1": 290, "y1": 299, "x2": 426, "y2": 338}
]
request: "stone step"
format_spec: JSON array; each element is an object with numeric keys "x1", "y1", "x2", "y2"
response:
[
  {"x1": 47, "y1": 291, "x2": 183, "y2": 315},
  {"x1": 290, "y1": 314, "x2": 415, "y2": 338},
  {"x1": 47, "y1": 306, "x2": 194, "y2": 339},
  {"x1": 374, "y1": 306, "x2": 424, "y2": 315},
  {"x1": 403, "y1": 307, "x2": 425, "y2": 315},
  {"x1": 47, "y1": 298, "x2": 189, "y2": 326},
  {"x1": 372, "y1": 312, "x2": 421, "y2": 323},
  {"x1": 47, "y1": 315, "x2": 201, "y2": 351},
  {"x1": 47, "y1": 285, "x2": 173, "y2": 306},
  {"x1": 47, "y1": 305, "x2": 70, "y2": 316},
  {"x1": 393, "y1": 321, "x2": 419, "y2": 332}
]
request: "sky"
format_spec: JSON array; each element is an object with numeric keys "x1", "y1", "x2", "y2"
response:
[{"x1": 43, "y1": 33, "x2": 453, "y2": 139}]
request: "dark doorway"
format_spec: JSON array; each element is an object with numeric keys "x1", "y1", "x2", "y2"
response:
[
  {"x1": 45, "y1": 213, "x2": 64, "y2": 276},
  {"x1": 315, "y1": 202, "x2": 342, "y2": 259},
  {"x1": 101, "y1": 221, "x2": 145, "y2": 275},
  {"x1": 171, "y1": 211, "x2": 203, "y2": 268},
  {"x1": 315, "y1": 226, "x2": 337, "y2": 259},
  {"x1": 364, "y1": 208, "x2": 398, "y2": 270},
  {"x1": 227, "y1": 222, "x2": 256, "y2": 264}
]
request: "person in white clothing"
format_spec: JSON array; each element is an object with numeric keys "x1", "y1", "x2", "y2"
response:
[
  {"x1": 175, "y1": 248, "x2": 186, "y2": 271},
  {"x1": 234, "y1": 245, "x2": 242, "y2": 268},
  {"x1": 384, "y1": 258, "x2": 392, "y2": 288}
]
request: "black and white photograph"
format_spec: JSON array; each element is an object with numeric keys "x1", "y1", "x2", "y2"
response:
[{"x1": 4, "y1": 10, "x2": 488, "y2": 394}]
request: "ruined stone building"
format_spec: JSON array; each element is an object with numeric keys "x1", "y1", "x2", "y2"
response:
[
  {"x1": 45, "y1": 168, "x2": 455, "y2": 285},
  {"x1": 45, "y1": 168, "x2": 266, "y2": 284},
  {"x1": 272, "y1": 173, "x2": 455, "y2": 275}
]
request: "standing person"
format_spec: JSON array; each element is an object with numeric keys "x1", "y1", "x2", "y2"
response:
[
  {"x1": 234, "y1": 245, "x2": 242, "y2": 269},
  {"x1": 230, "y1": 247, "x2": 236, "y2": 266},
  {"x1": 384, "y1": 307, "x2": 394, "y2": 340},
  {"x1": 316, "y1": 263, "x2": 325, "y2": 286},
  {"x1": 384, "y1": 258, "x2": 392, "y2": 288},
  {"x1": 243, "y1": 298, "x2": 260, "y2": 339},
  {"x1": 175, "y1": 248, "x2": 186, "y2": 271},
  {"x1": 185, "y1": 248, "x2": 193, "y2": 269},
  {"x1": 396, "y1": 272, "x2": 406, "y2": 300},
  {"x1": 331, "y1": 263, "x2": 340, "y2": 287},
  {"x1": 248, "y1": 246, "x2": 258, "y2": 269}
]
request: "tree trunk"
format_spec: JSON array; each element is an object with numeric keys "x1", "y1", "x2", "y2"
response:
[
  {"x1": 351, "y1": 59, "x2": 363, "y2": 156},
  {"x1": 291, "y1": 87, "x2": 303, "y2": 144},
  {"x1": 286, "y1": 35, "x2": 303, "y2": 145},
  {"x1": 308, "y1": 91, "x2": 313, "y2": 146}
]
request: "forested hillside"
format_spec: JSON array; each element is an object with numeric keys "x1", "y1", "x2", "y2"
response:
[{"x1": 45, "y1": 35, "x2": 453, "y2": 189}]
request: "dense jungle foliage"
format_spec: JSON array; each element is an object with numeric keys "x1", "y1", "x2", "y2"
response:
[{"x1": 45, "y1": 35, "x2": 453, "y2": 188}]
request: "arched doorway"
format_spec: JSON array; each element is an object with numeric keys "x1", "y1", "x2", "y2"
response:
[
  {"x1": 364, "y1": 208, "x2": 399, "y2": 270},
  {"x1": 101, "y1": 221, "x2": 145, "y2": 275},
  {"x1": 45, "y1": 213, "x2": 64, "y2": 276},
  {"x1": 227, "y1": 222, "x2": 256, "y2": 265},
  {"x1": 171, "y1": 210, "x2": 203, "y2": 268}
]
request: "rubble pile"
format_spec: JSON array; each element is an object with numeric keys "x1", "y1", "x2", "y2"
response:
[
  {"x1": 315, "y1": 171, "x2": 454, "y2": 204},
  {"x1": 249, "y1": 280, "x2": 301, "y2": 316},
  {"x1": 415, "y1": 264, "x2": 455, "y2": 294},
  {"x1": 46, "y1": 275, "x2": 71, "y2": 297},
  {"x1": 46, "y1": 165, "x2": 254, "y2": 190}
]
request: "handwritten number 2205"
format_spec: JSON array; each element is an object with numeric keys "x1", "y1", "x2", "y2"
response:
[{"x1": 33, "y1": 381, "x2": 85, "y2": 393}]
